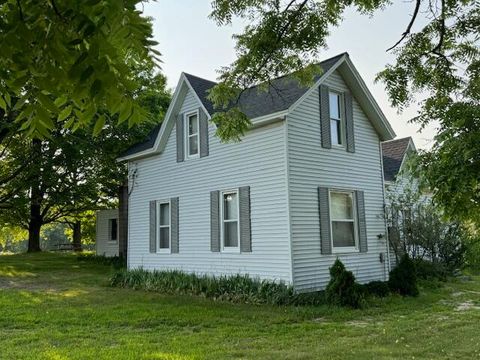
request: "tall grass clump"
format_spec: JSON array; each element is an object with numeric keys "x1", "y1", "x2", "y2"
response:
[{"x1": 110, "y1": 268, "x2": 326, "y2": 306}]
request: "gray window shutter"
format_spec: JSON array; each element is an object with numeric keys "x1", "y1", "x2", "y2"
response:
[
  {"x1": 345, "y1": 91, "x2": 355, "y2": 153},
  {"x1": 239, "y1": 186, "x2": 252, "y2": 253},
  {"x1": 210, "y1": 190, "x2": 220, "y2": 252},
  {"x1": 199, "y1": 108, "x2": 209, "y2": 158},
  {"x1": 319, "y1": 85, "x2": 331, "y2": 149},
  {"x1": 171, "y1": 197, "x2": 179, "y2": 253},
  {"x1": 318, "y1": 187, "x2": 332, "y2": 255},
  {"x1": 149, "y1": 201, "x2": 156, "y2": 253},
  {"x1": 356, "y1": 190, "x2": 368, "y2": 253},
  {"x1": 176, "y1": 113, "x2": 184, "y2": 162}
]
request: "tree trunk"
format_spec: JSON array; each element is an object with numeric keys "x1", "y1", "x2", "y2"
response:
[
  {"x1": 27, "y1": 208, "x2": 42, "y2": 252},
  {"x1": 27, "y1": 139, "x2": 43, "y2": 253},
  {"x1": 72, "y1": 221, "x2": 82, "y2": 252}
]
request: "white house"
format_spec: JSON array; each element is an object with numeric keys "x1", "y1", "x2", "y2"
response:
[
  {"x1": 118, "y1": 53, "x2": 396, "y2": 291},
  {"x1": 96, "y1": 209, "x2": 119, "y2": 257}
]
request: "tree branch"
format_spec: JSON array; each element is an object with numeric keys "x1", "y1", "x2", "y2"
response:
[
  {"x1": 386, "y1": 0, "x2": 422, "y2": 52},
  {"x1": 16, "y1": 0, "x2": 24, "y2": 21}
]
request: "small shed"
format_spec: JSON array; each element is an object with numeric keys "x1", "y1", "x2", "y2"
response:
[{"x1": 96, "y1": 209, "x2": 119, "y2": 257}]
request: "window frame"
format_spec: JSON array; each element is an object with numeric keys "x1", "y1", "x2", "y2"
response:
[
  {"x1": 108, "y1": 218, "x2": 118, "y2": 243},
  {"x1": 328, "y1": 90, "x2": 346, "y2": 147},
  {"x1": 156, "y1": 199, "x2": 171, "y2": 254},
  {"x1": 184, "y1": 110, "x2": 200, "y2": 159},
  {"x1": 329, "y1": 189, "x2": 359, "y2": 253},
  {"x1": 220, "y1": 189, "x2": 241, "y2": 253}
]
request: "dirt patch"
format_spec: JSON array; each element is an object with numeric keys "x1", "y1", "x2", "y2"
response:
[
  {"x1": 455, "y1": 301, "x2": 480, "y2": 312},
  {"x1": 0, "y1": 276, "x2": 63, "y2": 292},
  {"x1": 345, "y1": 320, "x2": 370, "y2": 327}
]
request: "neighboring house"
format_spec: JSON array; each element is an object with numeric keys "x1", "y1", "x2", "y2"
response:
[
  {"x1": 118, "y1": 53, "x2": 396, "y2": 291},
  {"x1": 381, "y1": 137, "x2": 431, "y2": 265},
  {"x1": 382, "y1": 136, "x2": 417, "y2": 203},
  {"x1": 96, "y1": 209, "x2": 119, "y2": 257}
]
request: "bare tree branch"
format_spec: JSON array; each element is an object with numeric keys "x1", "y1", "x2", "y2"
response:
[{"x1": 387, "y1": 0, "x2": 422, "y2": 52}]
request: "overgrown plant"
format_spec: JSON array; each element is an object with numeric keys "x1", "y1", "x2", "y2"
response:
[
  {"x1": 389, "y1": 254, "x2": 419, "y2": 297},
  {"x1": 325, "y1": 259, "x2": 365, "y2": 308},
  {"x1": 110, "y1": 269, "x2": 326, "y2": 306},
  {"x1": 385, "y1": 175, "x2": 467, "y2": 273}
]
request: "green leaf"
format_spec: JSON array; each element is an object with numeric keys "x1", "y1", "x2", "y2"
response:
[
  {"x1": 118, "y1": 101, "x2": 132, "y2": 124},
  {"x1": 80, "y1": 66, "x2": 94, "y2": 82},
  {"x1": 0, "y1": 96, "x2": 7, "y2": 111},
  {"x1": 93, "y1": 115, "x2": 106, "y2": 136},
  {"x1": 90, "y1": 79, "x2": 102, "y2": 97},
  {"x1": 57, "y1": 105, "x2": 73, "y2": 122},
  {"x1": 54, "y1": 95, "x2": 68, "y2": 107},
  {"x1": 4, "y1": 93, "x2": 11, "y2": 108},
  {"x1": 36, "y1": 106, "x2": 55, "y2": 130},
  {"x1": 37, "y1": 93, "x2": 58, "y2": 113}
]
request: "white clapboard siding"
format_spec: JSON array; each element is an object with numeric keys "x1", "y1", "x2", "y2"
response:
[
  {"x1": 96, "y1": 209, "x2": 119, "y2": 257},
  {"x1": 127, "y1": 89, "x2": 292, "y2": 283},
  {"x1": 287, "y1": 70, "x2": 390, "y2": 291}
]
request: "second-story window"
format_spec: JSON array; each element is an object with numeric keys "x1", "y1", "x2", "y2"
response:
[
  {"x1": 329, "y1": 92, "x2": 344, "y2": 146},
  {"x1": 186, "y1": 111, "x2": 199, "y2": 158}
]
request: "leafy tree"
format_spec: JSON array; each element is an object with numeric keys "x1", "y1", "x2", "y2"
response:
[
  {"x1": 0, "y1": 70, "x2": 170, "y2": 252},
  {"x1": 208, "y1": 0, "x2": 479, "y2": 224},
  {"x1": 0, "y1": 0, "x2": 159, "y2": 138}
]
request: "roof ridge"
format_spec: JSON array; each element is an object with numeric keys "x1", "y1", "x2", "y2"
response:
[
  {"x1": 382, "y1": 136, "x2": 412, "y2": 144},
  {"x1": 183, "y1": 52, "x2": 348, "y2": 91}
]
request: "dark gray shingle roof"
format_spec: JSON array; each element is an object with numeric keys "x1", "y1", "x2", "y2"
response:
[
  {"x1": 382, "y1": 137, "x2": 413, "y2": 181},
  {"x1": 122, "y1": 53, "x2": 346, "y2": 158},
  {"x1": 185, "y1": 53, "x2": 345, "y2": 119}
]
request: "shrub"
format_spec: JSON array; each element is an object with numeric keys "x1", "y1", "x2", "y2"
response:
[
  {"x1": 363, "y1": 281, "x2": 390, "y2": 298},
  {"x1": 325, "y1": 259, "x2": 365, "y2": 308},
  {"x1": 388, "y1": 254, "x2": 419, "y2": 296},
  {"x1": 110, "y1": 269, "x2": 326, "y2": 306},
  {"x1": 413, "y1": 258, "x2": 448, "y2": 281}
]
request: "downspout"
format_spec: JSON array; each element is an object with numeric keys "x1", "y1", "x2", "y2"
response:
[{"x1": 379, "y1": 142, "x2": 391, "y2": 279}]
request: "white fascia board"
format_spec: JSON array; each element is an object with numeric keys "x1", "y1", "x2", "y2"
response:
[
  {"x1": 117, "y1": 74, "x2": 188, "y2": 162},
  {"x1": 342, "y1": 57, "x2": 396, "y2": 140}
]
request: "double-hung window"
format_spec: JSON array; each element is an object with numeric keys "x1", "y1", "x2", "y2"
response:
[
  {"x1": 221, "y1": 190, "x2": 239, "y2": 251},
  {"x1": 157, "y1": 201, "x2": 171, "y2": 252},
  {"x1": 330, "y1": 190, "x2": 357, "y2": 251},
  {"x1": 329, "y1": 92, "x2": 344, "y2": 146},
  {"x1": 185, "y1": 111, "x2": 199, "y2": 158}
]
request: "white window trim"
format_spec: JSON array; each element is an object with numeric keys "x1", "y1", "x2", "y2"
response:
[
  {"x1": 329, "y1": 189, "x2": 359, "y2": 253},
  {"x1": 220, "y1": 189, "x2": 240, "y2": 253},
  {"x1": 329, "y1": 90, "x2": 346, "y2": 148},
  {"x1": 184, "y1": 110, "x2": 200, "y2": 159},
  {"x1": 156, "y1": 199, "x2": 171, "y2": 254},
  {"x1": 108, "y1": 218, "x2": 118, "y2": 244}
]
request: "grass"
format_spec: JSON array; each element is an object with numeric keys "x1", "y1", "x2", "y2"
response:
[{"x1": 0, "y1": 253, "x2": 479, "y2": 359}]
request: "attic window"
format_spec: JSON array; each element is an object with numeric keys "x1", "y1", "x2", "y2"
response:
[
  {"x1": 329, "y1": 92, "x2": 344, "y2": 146},
  {"x1": 185, "y1": 111, "x2": 199, "y2": 158}
]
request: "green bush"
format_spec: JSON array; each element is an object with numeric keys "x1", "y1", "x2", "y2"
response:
[
  {"x1": 325, "y1": 259, "x2": 365, "y2": 308},
  {"x1": 110, "y1": 269, "x2": 326, "y2": 306},
  {"x1": 363, "y1": 281, "x2": 390, "y2": 298},
  {"x1": 413, "y1": 258, "x2": 448, "y2": 281},
  {"x1": 388, "y1": 254, "x2": 419, "y2": 296}
]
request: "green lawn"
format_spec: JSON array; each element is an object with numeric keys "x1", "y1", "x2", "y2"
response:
[{"x1": 0, "y1": 253, "x2": 479, "y2": 360}]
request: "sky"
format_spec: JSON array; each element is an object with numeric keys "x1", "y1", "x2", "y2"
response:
[{"x1": 142, "y1": 1, "x2": 437, "y2": 149}]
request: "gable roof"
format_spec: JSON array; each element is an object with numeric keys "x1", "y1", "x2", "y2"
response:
[
  {"x1": 382, "y1": 137, "x2": 416, "y2": 181},
  {"x1": 184, "y1": 53, "x2": 344, "y2": 120},
  {"x1": 119, "y1": 52, "x2": 395, "y2": 161}
]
